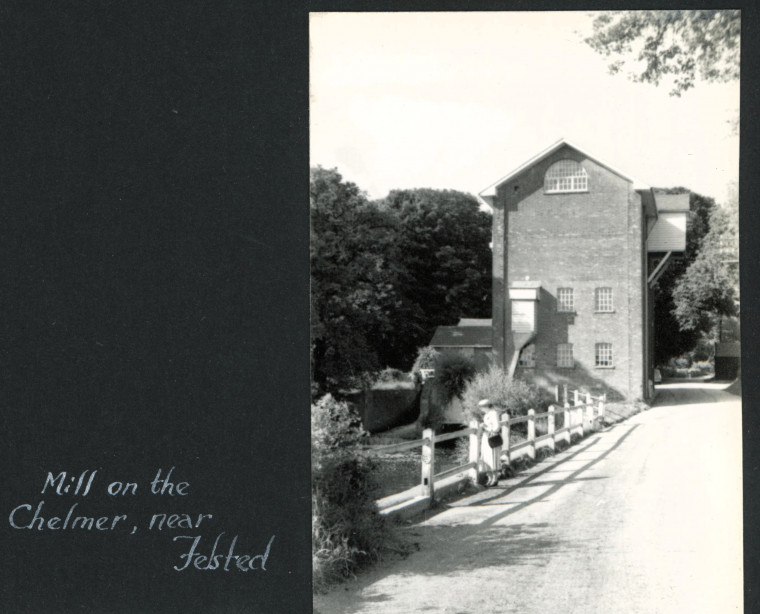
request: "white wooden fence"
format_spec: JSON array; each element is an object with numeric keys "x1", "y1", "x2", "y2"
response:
[{"x1": 368, "y1": 386, "x2": 606, "y2": 518}]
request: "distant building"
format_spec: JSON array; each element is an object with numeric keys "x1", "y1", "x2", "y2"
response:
[
  {"x1": 715, "y1": 317, "x2": 740, "y2": 380},
  {"x1": 477, "y1": 138, "x2": 689, "y2": 401},
  {"x1": 429, "y1": 318, "x2": 492, "y2": 371}
]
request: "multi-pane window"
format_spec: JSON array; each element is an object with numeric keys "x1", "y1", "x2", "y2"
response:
[
  {"x1": 595, "y1": 343, "x2": 613, "y2": 367},
  {"x1": 517, "y1": 344, "x2": 535, "y2": 368},
  {"x1": 557, "y1": 287, "x2": 574, "y2": 312},
  {"x1": 595, "y1": 287, "x2": 614, "y2": 312},
  {"x1": 544, "y1": 160, "x2": 588, "y2": 193},
  {"x1": 557, "y1": 344, "x2": 573, "y2": 368}
]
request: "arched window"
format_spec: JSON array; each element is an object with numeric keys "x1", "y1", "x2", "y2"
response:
[{"x1": 544, "y1": 160, "x2": 588, "y2": 193}]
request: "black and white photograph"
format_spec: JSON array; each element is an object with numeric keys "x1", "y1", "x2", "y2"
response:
[{"x1": 310, "y1": 11, "x2": 742, "y2": 612}]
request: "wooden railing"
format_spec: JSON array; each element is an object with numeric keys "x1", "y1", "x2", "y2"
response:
[
  {"x1": 365, "y1": 425, "x2": 478, "y2": 514},
  {"x1": 367, "y1": 388, "x2": 606, "y2": 517}
]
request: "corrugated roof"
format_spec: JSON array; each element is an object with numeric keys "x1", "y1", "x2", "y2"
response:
[
  {"x1": 430, "y1": 325, "x2": 492, "y2": 348},
  {"x1": 654, "y1": 193, "x2": 690, "y2": 212},
  {"x1": 457, "y1": 318, "x2": 493, "y2": 327}
]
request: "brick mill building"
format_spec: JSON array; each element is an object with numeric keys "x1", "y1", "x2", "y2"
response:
[{"x1": 472, "y1": 138, "x2": 689, "y2": 402}]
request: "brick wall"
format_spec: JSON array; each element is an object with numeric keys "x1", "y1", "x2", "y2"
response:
[{"x1": 492, "y1": 144, "x2": 647, "y2": 401}]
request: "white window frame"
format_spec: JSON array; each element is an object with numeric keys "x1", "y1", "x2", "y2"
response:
[
  {"x1": 544, "y1": 160, "x2": 588, "y2": 193},
  {"x1": 595, "y1": 287, "x2": 614, "y2": 312},
  {"x1": 557, "y1": 343, "x2": 574, "y2": 368},
  {"x1": 595, "y1": 342, "x2": 613, "y2": 367},
  {"x1": 517, "y1": 344, "x2": 536, "y2": 368},
  {"x1": 557, "y1": 287, "x2": 574, "y2": 312}
]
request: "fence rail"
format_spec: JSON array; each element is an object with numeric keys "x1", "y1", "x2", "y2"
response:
[{"x1": 367, "y1": 389, "x2": 607, "y2": 517}]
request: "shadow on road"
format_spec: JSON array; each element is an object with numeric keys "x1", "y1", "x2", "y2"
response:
[
  {"x1": 315, "y1": 424, "x2": 640, "y2": 614},
  {"x1": 466, "y1": 424, "x2": 638, "y2": 529}
]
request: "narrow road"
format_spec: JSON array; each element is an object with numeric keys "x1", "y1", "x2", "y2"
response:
[{"x1": 314, "y1": 382, "x2": 742, "y2": 614}]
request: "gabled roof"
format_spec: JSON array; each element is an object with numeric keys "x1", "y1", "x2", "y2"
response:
[
  {"x1": 479, "y1": 138, "x2": 649, "y2": 202},
  {"x1": 430, "y1": 325, "x2": 492, "y2": 348}
]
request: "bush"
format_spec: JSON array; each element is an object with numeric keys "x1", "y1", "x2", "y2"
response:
[
  {"x1": 460, "y1": 365, "x2": 546, "y2": 421},
  {"x1": 674, "y1": 356, "x2": 691, "y2": 369},
  {"x1": 691, "y1": 360, "x2": 714, "y2": 376},
  {"x1": 374, "y1": 367, "x2": 410, "y2": 384},
  {"x1": 311, "y1": 394, "x2": 367, "y2": 457},
  {"x1": 313, "y1": 455, "x2": 388, "y2": 590},
  {"x1": 433, "y1": 352, "x2": 477, "y2": 404},
  {"x1": 312, "y1": 395, "x2": 395, "y2": 592}
]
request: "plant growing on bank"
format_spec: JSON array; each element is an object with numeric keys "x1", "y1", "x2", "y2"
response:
[
  {"x1": 461, "y1": 365, "x2": 546, "y2": 421},
  {"x1": 312, "y1": 395, "x2": 396, "y2": 592},
  {"x1": 374, "y1": 367, "x2": 410, "y2": 384},
  {"x1": 433, "y1": 352, "x2": 477, "y2": 405},
  {"x1": 311, "y1": 394, "x2": 367, "y2": 456}
]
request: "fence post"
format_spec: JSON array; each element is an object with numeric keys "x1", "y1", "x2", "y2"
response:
[
  {"x1": 554, "y1": 385, "x2": 560, "y2": 403},
  {"x1": 421, "y1": 428, "x2": 435, "y2": 500},
  {"x1": 599, "y1": 394, "x2": 606, "y2": 427},
  {"x1": 563, "y1": 384, "x2": 568, "y2": 406},
  {"x1": 563, "y1": 401, "x2": 571, "y2": 445},
  {"x1": 501, "y1": 412, "x2": 510, "y2": 468},
  {"x1": 577, "y1": 405, "x2": 584, "y2": 438},
  {"x1": 468, "y1": 420, "x2": 480, "y2": 484},
  {"x1": 573, "y1": 389, "x2": 580, "y2": 406},
  {"x1": 528, "y1": 409, "x2": 536, "y2": 460},
  {"x1": 548, "y1": 405, "x2": 555, "y2": 452}
]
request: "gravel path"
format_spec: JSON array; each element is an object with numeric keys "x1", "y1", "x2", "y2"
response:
[{"x1": 314, "y1": 382, "x2": 742, "y2": 614}]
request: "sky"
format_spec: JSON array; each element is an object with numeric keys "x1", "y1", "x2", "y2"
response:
[{"x1": 310, "y1": 12, "x2": 739, "y2": 206}]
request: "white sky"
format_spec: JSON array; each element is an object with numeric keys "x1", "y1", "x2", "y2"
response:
[{"x1": 310, "y1": 12, "x2": 739, "y2": 206}]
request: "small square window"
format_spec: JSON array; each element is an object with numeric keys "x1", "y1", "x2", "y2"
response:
[
  {"x1": 517, "y1": 344, "x2": 535, "y2": 368},
  {"x1": 557, "y1": 344, "x2": 573, "y2": 368},
  {"x1": 557, "y1": 288, "x2": 574, "y2": 312},
  {"x1": 595, "y1": 287, "x2": 614, "y2": 312},
  {"x1": 595, "y1": 343, "x2": 613, "y2": 367}
]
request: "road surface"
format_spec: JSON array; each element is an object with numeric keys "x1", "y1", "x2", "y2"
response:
[{"x1": 314, "y1": 382, "x2": 742, "y2": 614}]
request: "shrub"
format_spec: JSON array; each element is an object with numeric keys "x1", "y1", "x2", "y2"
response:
[
  {"x1": 374, "y1": 367, "x2": 410, "y2": 384},
  {"x1": 311, "y1": 395, "x2": 395, "y2": 592},
  {"x1": 674, "y1": 356, "x2": 691, "y2": 369},
  {"x1": 311, "y1": 394, "x2": 367, "y2": 458},
  {"x1": 461, "y1": 365, "x2": 546, "y2": 421},
  {"x1": 691, "y1": 360, "x2": 714, "y2": 376},
  {"x1": 312, "y1": 455, "x2": 388, "y2": 590},
  {"x1": 433, "y1": 352, "x2": 477, "y2": 404}
]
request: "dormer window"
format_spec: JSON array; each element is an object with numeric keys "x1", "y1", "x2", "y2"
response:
[{"x1": 545, "y1": 160, "x2": 588, "y2": 193}]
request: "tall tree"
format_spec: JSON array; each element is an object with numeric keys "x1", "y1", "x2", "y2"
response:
[
  {"x1": 378, "y1": 189, "x2": 492, "y2": 368},
  {"x1": 652, "y1": 189, "x2": 716, "y2": 364},
  {"x1": 585, "y1": 10, "x2": 740, "y2": 96},
  {"x1": 310, "y1": 167, "x2": 403, "y2": 392},
  {"x1": 671, "y1": 196, "x2": 739, "y2": 337}
]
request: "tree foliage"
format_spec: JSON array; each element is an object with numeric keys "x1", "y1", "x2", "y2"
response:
[
  {"x1": 672, "y1": 197, "x2": 739, "y2": 334},
  {"x1": 378, "y1": 188, "x2": 492, "y2": 366},
  {"x1": 586, "y1": 10, "x2": 740, "y2": 96},
  {"x1": 310, "y1": 167, "x2": 403, "y2": 391},
  {"x1": 311, "y1": 171, "x2": 492, "y2": 394},
  {"x1": 652, "y1": 187, "x2": 739, "y2": 363},
  {"x1": 652, "y1": 189, "x2": 716, "y2": 364}
]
